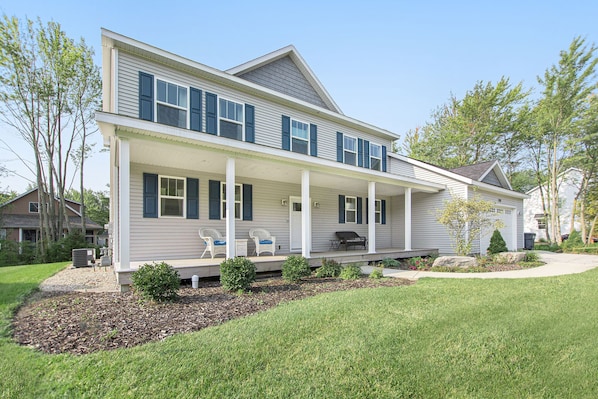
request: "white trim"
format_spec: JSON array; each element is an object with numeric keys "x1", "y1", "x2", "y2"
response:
[
  {"x1": 368, "y1": 182, "x2": 376, "y2": 253},
  {"x1": 301, "y1": 170, "x2": 311, "y2": 258},
  {"x1": 345, "y1": 196, "x2": 357, "y2": 224},
  {"x1": 404, "y1": 187, "x2": 412, "y2": 250},
  {"x1": 28, "y1": 202, "x2": 39, "y2": 213},
  {"x1": 154, "y1": 77, "x2": 190, "y2": 129},
  {"x1": 221, "y1": 182, "x2": 242, "y2": 220},
  {"x1": 112, "y1": 48, "x2": 118, "y2": 114},
  {"x1": 218, "y1": 96, "x2": 245, "y2": 141},
  {"x1": 100, "y1": 29, "x2": 399, "y2": 140},
  {"x1": 369, "y1": 142, "x2": 382, "y2": 171},
  {"x1": 96, "y1": 112, "x2": 445, "y2": 193},
  {"x1": 290, "y1": 117, "x2": 309, "y2": 154},
  {"x1": 225, "y1": 158, "x2": 236, "y2": 258},
  {"x1": 118, "y1": 138, "x2": 130, "y2": 269},
  {"x1": 158, "y1": 175, "x2": 186, "y2": 218},
  {"x1": 343, "y1": 134, "x2": 357, "y2": 166}
]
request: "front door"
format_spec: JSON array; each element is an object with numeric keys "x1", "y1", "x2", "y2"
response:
[{"x1": 289, "y1": 197, "x2": 302, "y2": 252}]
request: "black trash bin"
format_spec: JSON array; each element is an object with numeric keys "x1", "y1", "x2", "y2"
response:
[{"x1": 524, "y1": 233, "x2": 536, "y2": 250}]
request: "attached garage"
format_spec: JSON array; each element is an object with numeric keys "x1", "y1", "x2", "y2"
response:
[{"x1": 480, "y1": 207, "x2": 518, "y2": 255}]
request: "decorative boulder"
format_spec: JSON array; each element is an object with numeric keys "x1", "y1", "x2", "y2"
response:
[
  {"x1": 432, "y1": 256, "x2": 478, "y2": 268},
  {"x1": 494, "y1": 252, "x2": 525, "y2": 264}
]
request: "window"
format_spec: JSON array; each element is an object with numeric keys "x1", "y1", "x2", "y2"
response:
[
  {"x1": 29, "y1": 202, "x2": 39, "y2": 213},
  {"x1": 159, "y1": 176, "x2": 185, "y2": 217},
  {"x1": 221, "y1": 183, "x2": 242, "y2": 219},
  {"x1": 344, "y1": 136, "x2": 357, "y2": 165},
  {"x1": 291, "y1": 119, "x2": 309, "y2": 154},
  {"x1": 374, "y1": 199, "x2": 382, "y2": 224},
  {"x1": 156, "y1": 79, "x2": 187, "y2": 128},
  {"x1": 219, "y1": 98, "x2": 243, "y2": 140},
  {"x1": 370, "y1": 143, "x2": 382, "y2": 171},
  {"x1": 535, "y1": 214, "x2": 547, "y2": 229},
  {"x1": 345, "y1": 196, "x2": 357, "y2": 223}
]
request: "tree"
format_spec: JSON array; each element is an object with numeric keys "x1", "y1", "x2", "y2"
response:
[
  {"x1": 65, "y1": 188, "x2": 109, "y2": 230},
  {"x1": 403, "y1": 77, "x2": 528, "y2": 175},
  {"x1": 532, "y1": 36, "x2": 597, "y2": 244},
  {"x1": 436, "y1": 192, "x2": 503, "y2": 256},
  {"x1": 0, "y1": 16, "x2": 101, "y2": 258}
]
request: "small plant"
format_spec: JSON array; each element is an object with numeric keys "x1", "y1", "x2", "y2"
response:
[
  {"x1": 381, "y1": 258, "x2": 400, "y2": 268},
  {"x1": 220, "y1": 257, "x2": 256, "y2": 292},
  {"x1": 407, "y1": 256, "x2": 433, "y2": 270},
  {"x1": 282, "y1": 255, "x2": 311, "y2": 283},
  {"x1": 369, "y1": 266, "x2": 384, "y2": 279},
  {"x1": 487, "y1": 229, "x2": 508, "y2": 255},
  {"x1": 340, "y1": 263, "x2": 362, "y2": 280},
  {"x1": 524, "y1": 251, "x2": 539, "y2": 262},
  {"x1": 561, "y1": 230, "x2": 584, "y2": 251},
  {"x1": 315, "y1": 258, "x2": 342, "y2": 278},
  {"x1": 132, "y1": 261, "x2": 180, "y2": 302}
]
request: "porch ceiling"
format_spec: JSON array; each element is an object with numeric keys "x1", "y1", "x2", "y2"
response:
[{"x1": 117, "y1": 125, "x2": 443, "y2": 196}]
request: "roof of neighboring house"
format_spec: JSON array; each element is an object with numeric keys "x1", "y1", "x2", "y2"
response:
[
  {"x1": 0, "y1": 214, "x2": 102, "y2": 230},
  {"x1": 525, "y1": 167, "x2": 583, "y2": 195}
]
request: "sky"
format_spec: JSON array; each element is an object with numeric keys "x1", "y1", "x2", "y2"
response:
[{"x1": 0, "y1": 0, "x2": 597, "y2": 194}]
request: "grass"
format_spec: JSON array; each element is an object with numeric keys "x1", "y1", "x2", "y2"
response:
[{"x1": 2, "y1": 263, "x2": 598, "y2": 397}]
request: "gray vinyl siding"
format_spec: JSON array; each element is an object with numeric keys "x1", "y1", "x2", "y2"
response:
[
  {"x1": 116, "y1": 52, "x2": 392, "y2": 164},
  {"x1": 236, "y1": 56, "x2": 330, "y2": 111},
  {"x1": 482, "y1": 170, "x2": 502, "y2": 187},
  {"x1": 129, "y1": 163, "x2": 392, "y2": 261}
]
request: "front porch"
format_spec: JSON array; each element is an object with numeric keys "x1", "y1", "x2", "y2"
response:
[{"x1": 115, "y1": 247, "x2": 438, "y2": 287}]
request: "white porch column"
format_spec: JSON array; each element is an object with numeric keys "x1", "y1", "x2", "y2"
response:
[
  {"x1": 368, "y1": 181, "x2": 376, "y2": 253},
  {"x1": 118, "y1": 138, "x2": 130, "y2": 270},
  {"x1": 404, "y1": 187, "x2": 412, "y2": 251},
  {"x1": 225, "y1": 157, "x2": 236, "y2": 258},
  {"x1": 301, "y1": 170, "x2": 311, "y2": 258}
]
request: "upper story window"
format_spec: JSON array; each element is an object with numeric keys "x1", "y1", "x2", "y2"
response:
[
  {"x1": 345, "y1": 196, "x2": 357, "y2": 223},
  {"x1": 370, "y1": 143, "x2": 382, "y2": 171},
  {"x1": 344, "y1": 136, "x2": 357, "y2": 166},
  {"x1": 291, "y1": 119, "x2": 309, "y2": 155},
  {"x1": 159, "y1": 176, "x2": 185, "y2": 217},
  {"x1": 29, "y1": 202, "x2": 39, "y2": 213},
  {"x1": 219, "y1": 98, "x2": 244, "y2": 140},
  {"x1": 156, "y1": 79, "x2": 188, "y2": 128},
  {"x1": 221, "y1": 183, "x2": 242, "y2": 219}
]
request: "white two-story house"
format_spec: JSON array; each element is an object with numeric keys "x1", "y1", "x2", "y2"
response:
[{"x1": 96, "y1": 30, "x2": 527, "y2": 288}]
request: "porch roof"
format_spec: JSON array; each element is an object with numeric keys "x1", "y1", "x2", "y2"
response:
[{"x1": 97, "y1": 112, "x2": 445, "y2": 196}]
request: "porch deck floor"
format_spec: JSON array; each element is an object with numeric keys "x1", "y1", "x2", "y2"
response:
[{"x1": 116, "y1": 247, "x2": 437, "y2": 287}]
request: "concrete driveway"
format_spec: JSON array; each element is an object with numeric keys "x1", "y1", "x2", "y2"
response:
[{"x1": 361, "y1": 251, "x2": 598, "y2": 280}]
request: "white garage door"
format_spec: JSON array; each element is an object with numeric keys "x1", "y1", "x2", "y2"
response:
[{"x1": 480, "y1": 207, "x2": 515, "y2": 255}]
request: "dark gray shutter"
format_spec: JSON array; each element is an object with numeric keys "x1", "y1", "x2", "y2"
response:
[
  {"x1": 186, "y1": 178, "x2": 199, "y2": 219},
  {"x1": 309, "y1": 124, "x2": 317, "y2": 156},
  {"x1": 336, "y1": 132, "x2": 343, "y2": 162},
  {"x1": 381, "y1": 199, "x2": 387, "y2": 224},
  {"x1": 357, "y1": 197, "x2": 362, "y2": 224},
  {"x1": 139, "y1": 72, "x2": 154, "y2": 121},
  {"x1": 338, "y1": 195, "x2": 345, "y2": 224},
  {"x1": 143, "y1": 173, "x2": 158, "y2": 218},
  {"x1": 190, "y1": 88, "x2": 202, "y2": 132},
  {"x1": 364, "y1": 140, "x2": 370, "y2": 169},
  {"x1": 245, "y1": 104, "x2": 255, "y2": 143},
  {"x1": 382, "y1": 146, "x2": 387, "y2": 172},
  {"x1": 206, "y1": 92, "x2": 217, "y2": 135},
  {"x1": 282, "y1": 115, "x2": 290, "y2": 150},
  {"x1": 209, "y1": 180, "x2": 221, "y2": 219},
  {"x1": 358, "y1": 138, "x2": 363, "y2": 167},
  {"x1": 242, "y1": 184, "x2": 253, "y2": 221}
]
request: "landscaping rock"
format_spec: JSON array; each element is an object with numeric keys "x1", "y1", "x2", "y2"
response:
[
  {"x1": 494, "y1": 252, "x2": 525, "y2": 264},
  {"x1": 432, "y1": 256, "x2": 478, "y2": 268}
]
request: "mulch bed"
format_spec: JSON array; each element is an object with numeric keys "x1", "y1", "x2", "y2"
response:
[{"x1": 12, "y1": 277, "x2": 412, "y2": 355}]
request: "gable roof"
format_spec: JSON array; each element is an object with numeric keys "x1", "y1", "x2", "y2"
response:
[
  {"x1": 450, "y1": 160, "x2": 512, "y2": 190},
  {"x1": 0, "y1": 187, "x2": 83, "y2": 216},
  {"x1": 1, "y1": 214, "x2": 102, "y2": 230},
  {"x1": 389, "y1": 153, "x2": 527, "y2": 199},
  {"x1": 227, "y1": 45, "x2": 342, "y2": 114},
  {"x1": 525, "y1": 167, "x2": 583, "y2": 195}
]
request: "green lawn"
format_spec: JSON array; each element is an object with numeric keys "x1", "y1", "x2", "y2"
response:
[{"x1": 1, "y1": 263, "x2": 598, "y2": 398}]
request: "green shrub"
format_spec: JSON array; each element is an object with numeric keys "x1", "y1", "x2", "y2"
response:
[
  {"x1": 132, "y1": 262, "x2": 180, "y2": 302},
  {"x1": 487, "y1": 229, "x2": 508, "y2": 255},
  {"x1": 533, "y1": 243, "x2": 561, "y2": 252},
  {"x1": 46, "y1": 231, "x2": 89, "y2": 262},
  {"x1": 562, "y1": 230, "x2": 584, "y2": 251},
  {"x1": 315, "y1": 258, "x2": 342, "y2": 278},
  {"x1": 282, "y1": 255, "x2": 311, "y2": 283},
  {"x1": 220, "y1": 257, "x2": 256, "y2": 292},
  {"x1": 369, "y1": 267, "x2": 384, "y2": 279},
  {"x1": 381, "y1": 258, "x2": 400, "y2": 268},
  {"x1": 340, "y1": 263, "x2": 362, "y2": 280},
  {"x1": 524, "y1": 251, "x2": 539, "y2": 262}
]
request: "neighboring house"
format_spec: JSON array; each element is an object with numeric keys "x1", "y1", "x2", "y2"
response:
[
  {"x1": 524, "y1": 168, "x2": 583, "y2": 241},
  {"x1": 96, "y1": 30, "x2": 526, "y2": 286},
  {"x1": 0, "y1": 188, "x2": 103, "y2": 245}
]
